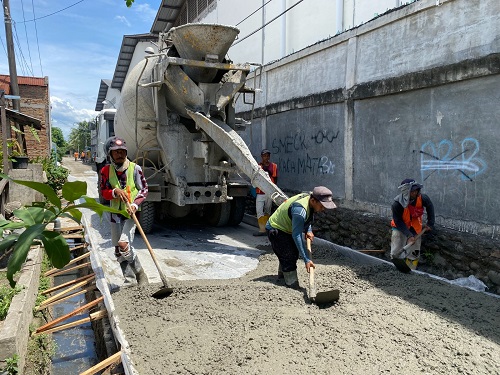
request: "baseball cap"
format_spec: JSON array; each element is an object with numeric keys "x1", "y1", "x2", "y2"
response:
[
  {"x1": 261, "y1": 149, "x2": 271, "y2": 155},
  {"x1": 312, "y1": 186, "x2": 337, "y2": 209}
]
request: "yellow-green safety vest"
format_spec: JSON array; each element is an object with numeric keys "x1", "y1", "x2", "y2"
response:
[
  {"x1": 268, "y1": 193, "x2": 311, "y2": 234},
  {"x1": 109, "y1": 162, "x2": 139, "y2": 211}
]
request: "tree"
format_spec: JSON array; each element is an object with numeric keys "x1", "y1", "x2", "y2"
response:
[
  {"x1": 68, "y1": 121, "x2": 92, "y2": 153},
  {"x1": 51, "y1": 127, "x2": 67, "y2": 161},
  {"x1": 125, "y1": 0, "x2": 134, "y2": 7}
]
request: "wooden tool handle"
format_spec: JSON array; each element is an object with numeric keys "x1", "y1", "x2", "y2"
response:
[
  {"x1": 306, "y1": 238, "x2": 317, "y2": 299},
  {"x1": 125, "y1": 200, "x2": 170, "y2": 288},
  {"x1": 395, "y1": 227, "x2": 428, "y2": 258}
]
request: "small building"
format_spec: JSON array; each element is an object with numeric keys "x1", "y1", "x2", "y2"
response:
[{"x1": 0, "y1": 75, "x2": 51, "y2": 159}]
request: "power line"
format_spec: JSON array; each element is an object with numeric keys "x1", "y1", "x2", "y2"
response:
[
  {"x1": 236, "y1": 0, "x2": 273, "y2": 27},
  {"x1": 31, "y1": 0, "x2": 43, "y2": 76},
  {"x1": 232, "y1": 0, "x2": 306, "y2": 47},
  {"x1": 12, "y1": 22, "x2": 34, "y2": 76},
  {"x1": 21, "y1": 0, "x2": 34, "y2": 76},
  {"x1": 14, "y1": 0, "x2": 85, "y2": 23}
]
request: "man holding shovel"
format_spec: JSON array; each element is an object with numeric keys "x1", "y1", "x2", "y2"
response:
[
  {"x1": 266, "y1": 186, "x2": 337, "y2": 288},
  {"x1": 391, "y1": 178, "x2": 435, "y2": 270},
  {"x1": 100, "y1": 136, "x2": 148, "y2": 287}
]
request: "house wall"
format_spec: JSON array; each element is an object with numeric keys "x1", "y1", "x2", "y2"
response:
[
  {"x1": 18, "y1": 79, "x2": 51, "y2": 159},
  {"x1": 202, "y1": 0, "x2": 406, "y2": 65},
  {"x1": 233, "y1": 0, "x2": 500, "y2": 238}
]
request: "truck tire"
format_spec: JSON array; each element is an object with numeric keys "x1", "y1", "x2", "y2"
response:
[
  {"x1": 205, "y1": 202, "x2": 231, "y2": 227},
  {"x1": 227, "y1": 197, "x2": 245, "y2": 226},
  {"x1": 138, "y1": 201, "x2": 155, "y2": 234}
]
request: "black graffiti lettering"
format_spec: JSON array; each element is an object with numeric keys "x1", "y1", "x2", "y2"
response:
[{"x1": 311, "y1": 130, "x2": 340, "y2": 144}]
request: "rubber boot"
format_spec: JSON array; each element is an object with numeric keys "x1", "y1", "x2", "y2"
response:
[
  {"x1": 277, "y1": 264, "x2": 284, "y2": 279},
  {"x1": 253, "y1": 215, "x2": 269, "y2": 236},
  {"x1": 130, "y1": 258, "x2": 148, "y2": 287},
  {"x1": 283, "y1": 270, "x2": 299, "y2": 289},
  {"x1": 120, "y1": 261, "x2": 136, "y2": 286}
]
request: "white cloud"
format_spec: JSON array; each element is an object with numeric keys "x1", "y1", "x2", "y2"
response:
[
  {"x1": 115, "y1": 15, "x2": 132, "y2": 27},
  {"x1": 134, "y1": 3, "x2": 158, "y2": 22},
  {"x1": 51, "y1": 96, "x2": 97, "y2": 139}
]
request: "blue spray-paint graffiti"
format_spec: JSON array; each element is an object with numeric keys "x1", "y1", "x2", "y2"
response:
[
  {"x1": 271, "y1": 129, "x2": 339, "y2": 177},
  {"x1": 420, "y1": 137, "x2": 487, "y2": 181}
]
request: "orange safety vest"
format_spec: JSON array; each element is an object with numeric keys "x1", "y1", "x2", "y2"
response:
[
  {"x1": 256, "y1": 162, "x2": 278, "y2": 194},
  {"x1": 391, "y1": 195, "x2": 424, "y2": 233}
]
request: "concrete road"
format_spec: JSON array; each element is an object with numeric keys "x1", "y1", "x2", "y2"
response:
[{"x1": 62, "y1": 157, "x2": 268, "y2": 289}]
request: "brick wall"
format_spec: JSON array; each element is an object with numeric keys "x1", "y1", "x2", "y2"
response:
[{"x1": 18, "y1": 80, "x2": 50, "y2": 159}]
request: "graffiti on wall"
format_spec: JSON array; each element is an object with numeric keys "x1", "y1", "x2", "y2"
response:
[
  {"x1": 420, "y1": 137, "x2": 487, "y2": 181},
  {"x1": 272, "y1": 129, "x2": 340, "y2": 176}
]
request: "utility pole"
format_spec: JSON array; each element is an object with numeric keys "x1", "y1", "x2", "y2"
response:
[
  {"x1": 3, "y1": 0, "x2": 20, "y2": 112},
  {"x1": 1, "y1": 91, "x2": 8, "y2": 172},
  {"x1": 3, "y1": 0, "x2": 24, "y2": 149}
]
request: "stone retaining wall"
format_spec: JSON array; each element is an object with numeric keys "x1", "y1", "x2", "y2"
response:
[{"x1": 313, "y1": 207, "x2": 500, "y2": 295}]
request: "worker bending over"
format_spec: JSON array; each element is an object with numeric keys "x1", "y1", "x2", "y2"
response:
[{"x1": 266, "y1": 186, "x2": 337, "y2": 288}]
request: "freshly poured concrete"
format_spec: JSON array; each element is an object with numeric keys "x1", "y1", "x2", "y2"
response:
[{"x1": 67, "y1": 158, "x2": 500, "y2": 374}]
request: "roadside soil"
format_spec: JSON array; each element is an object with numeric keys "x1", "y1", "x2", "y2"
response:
[{"x1": 114, "y1": 243, "x2": 500, "y2": 375}]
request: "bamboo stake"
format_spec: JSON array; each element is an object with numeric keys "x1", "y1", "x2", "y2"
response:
[
  {"x1": 58, "y1": 225, "x2": 84, "y2": 232},
  {"x1": 35, "y1": 296, "x2": 104, "y2": 334},
  {"x1": 46, "y1": 261, "x2": 91, "y2": 278},
  {"x1": 42, "y1": 273, "x2": 95, "y2": 295},
  {"x1": 62, "y1": 233, "x2": 85, "y2": 239},
  {"x1": 39, "y1": 277, "x2": 95, "y2": 308},
  {"x1": 33, "y1": 310, "x2": 107, "y2": 336},
  {"x1": 79, "y1": 350, "x2": 122, "y2": 375},
  {"x1": 44, "y1": 252, "x2": 91, "y2": 276},
  {"x1": 37, "y1": 285, "x2": 96, "y2": 311},
  {"x1": 70, "y1": 243, "x2": 88, "y2": 252}
]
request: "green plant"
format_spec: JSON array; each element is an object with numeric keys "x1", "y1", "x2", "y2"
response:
[
  {"x1": 34, "y1": 255, "x2": 51, "y2": 316},
  {"x1": 3, "y1": 354, "x2": 19, "y2": 375},
  {"x1": 30, "y1": 155, "x2": 69, "y2": 193},
  {"x1": 25, "y1": 331, "x2": 55, "y2": 375},
  {"x1": 0, "y1": 174, "x2": 126, "y2": 287},
  {"x1": 0, "y1": 283, "x2": 21, "y2": 320}
]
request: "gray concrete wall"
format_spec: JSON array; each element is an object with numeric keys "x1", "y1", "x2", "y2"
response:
[{"x1": 236, "y1": 0, "x2": 500, "y2": 237}]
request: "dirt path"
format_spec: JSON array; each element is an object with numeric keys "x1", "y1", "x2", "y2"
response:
[{"x1": 113, "y1": 242, "x2": 500, "y2": 375}]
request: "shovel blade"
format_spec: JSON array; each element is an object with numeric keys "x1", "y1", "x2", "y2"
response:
[
  {"x1": 313, "y1": 289, "x2": 340, "y2": 304},
  {"x1": 392, "y1": 258, "x2": 412, "y2": 273},
  {"x1": 152, "y1": 287, "x2": 174, "y2": 299}
]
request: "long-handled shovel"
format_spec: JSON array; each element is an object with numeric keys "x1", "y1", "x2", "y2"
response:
[
  {"x1": 391, "y1": 228, "x2": 428, "y2": 273},
  {"x1": 126, "y1": 188, "x2": 173, "y2": 299},
  {"x1": 306, "y1": 238, "x2": 339, "y2": 304}
]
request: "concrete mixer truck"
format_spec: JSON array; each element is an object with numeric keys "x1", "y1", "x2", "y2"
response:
[{"x1": 112, "y1": 23, "x2": 287, "y2": 233}]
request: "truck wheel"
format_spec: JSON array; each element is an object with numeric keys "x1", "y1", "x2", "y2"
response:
[
  {"x1": 138, "y1": 201, "x2": 155, "y2": 234},
  {"x1": 205, "y1": 202, "x2": 231, "y2": 227},
  {"x1": 227, "y1": 197, "x2": 245, "y2": 226}
]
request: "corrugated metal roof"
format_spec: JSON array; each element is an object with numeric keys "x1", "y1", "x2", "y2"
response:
[
  {"x1": 95, "y1": 79, "x2": 111, "y2": 111},
  {"x1": 110, "y1": 33, "x2": 159, "y2": 91},
  {"x1": 97, "y1": 0, "x2": 186, "y2": 110},
  {"x1": 151, "y1": 0, "x2": 186, "y2": 34},
  {"x1": 0, "y1": 75, "x2": 47, "y2": 94}
]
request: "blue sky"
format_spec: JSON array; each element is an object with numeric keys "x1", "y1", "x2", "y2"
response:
[{"x1": 0, "y1": 0, "x2": 161, "y2": 140}]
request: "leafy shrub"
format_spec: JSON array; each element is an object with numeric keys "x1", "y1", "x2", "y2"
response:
[
  {"x1": 30, "y1": 155, "x2": 69, "y2": 193},
  {"x1": 0, "y1": 283, "x2": 21, "y2": 320}
]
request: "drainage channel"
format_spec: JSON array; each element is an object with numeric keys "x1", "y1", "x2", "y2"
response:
[{"x1": 39, "y1": 225, "x2": 121, "y2": 375}]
